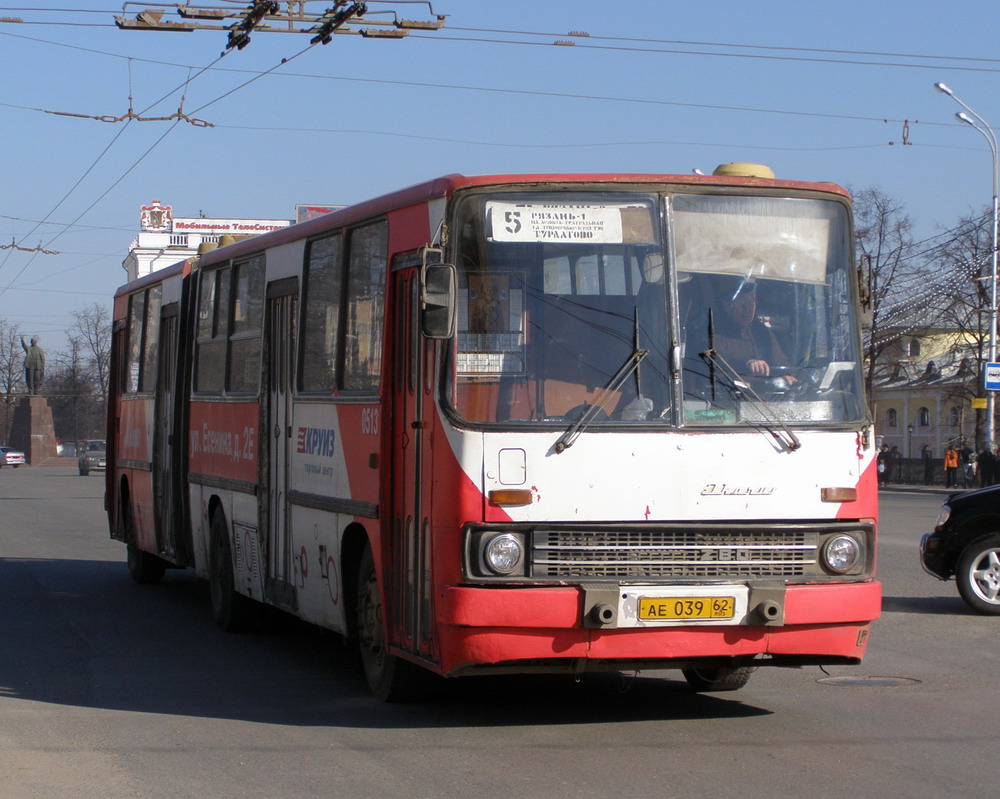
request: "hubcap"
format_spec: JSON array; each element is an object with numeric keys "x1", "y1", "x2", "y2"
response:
[{"x1": 971, "y1": 549, "x2": 1000, "y2": 603}]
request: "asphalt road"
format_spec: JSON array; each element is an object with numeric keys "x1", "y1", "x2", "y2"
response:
[{"x1": 0, "y1": 468, "x2": 994, "y2": 799}]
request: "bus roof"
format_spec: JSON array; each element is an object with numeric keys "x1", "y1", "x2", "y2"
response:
[{"x1": 117, "y1": 171, "x2": 851, "y2": 291}]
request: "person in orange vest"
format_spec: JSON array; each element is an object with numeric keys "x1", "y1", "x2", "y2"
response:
[{"x1": 944, "y1": 445, "x2": 960, "y2": 488}]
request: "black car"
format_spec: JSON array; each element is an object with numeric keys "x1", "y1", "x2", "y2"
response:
[{"x1": 921, "y1": 485, "x2": 1000, "y2": 614}]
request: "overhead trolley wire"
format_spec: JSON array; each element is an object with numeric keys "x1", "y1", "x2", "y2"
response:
[{"x1": 0, "y1": 25, "x2": 347, "y2": 298}]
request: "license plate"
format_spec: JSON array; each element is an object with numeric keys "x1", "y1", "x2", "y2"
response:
[{"x1": 638, "y1": 595, "x2": 736, "y2": 621}]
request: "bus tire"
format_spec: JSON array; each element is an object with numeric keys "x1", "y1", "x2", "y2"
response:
[
  {"x1": 127, "y1": 542, "x2": 167, "y2": 585},
  {"x1": 356, "y1": 542, "x2": 429, "y2": 702},
  {"x1": 209, "y1": 510, "x2": 258, "y2": 632},
  {"x1": 120, "y1": 493, "x2": 166, "y2": 585},
  {"x1": 682, "y1": 665, "x2": 753, "y2": 692}
]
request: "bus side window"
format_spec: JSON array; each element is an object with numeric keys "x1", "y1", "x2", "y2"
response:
[
  {"x1": 195, "y1": 267, "x2": 229, "y2": 393},
  {"x1": 228, "y1": 255, "x2": 265, "y2": 392},
  {"x1": 300, "y1": 234, "x2": 343, "y2": 393},
  {"x1": 127, "y1": 291, "x2": 146, "y2": 394},
  {"x1": 341, "y1": 220, "x2": 388, "y2": 392},
  {"x1": 140, "y1": 285, "x2": 161, "y2": 393}
]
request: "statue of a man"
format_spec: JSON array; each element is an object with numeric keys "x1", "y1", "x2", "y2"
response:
[{"x1": 21, "y1": 336, "x2": 45, "y2": 395}]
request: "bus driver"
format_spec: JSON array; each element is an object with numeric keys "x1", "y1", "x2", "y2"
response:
[{"x1": 710, "y1": 276, "x2": 795, "y2": 385}]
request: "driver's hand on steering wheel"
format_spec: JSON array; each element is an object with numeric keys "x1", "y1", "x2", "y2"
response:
[{"x1": 747, "y1": 358, "x2": 797, "y2": 385}]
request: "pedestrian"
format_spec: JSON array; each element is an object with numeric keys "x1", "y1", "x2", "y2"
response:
[
  {"x1": 922, "y1": 444, "x2": 935, "y2": 485},
  {"x1": 944, "y1": 444, "x2": 960, "y2": 489},
  {"x1": 877, "y1": 444, "x2": 890, "y2": 487},
  {"x1": 980, "y1": 446, "x2": 996, "y2": 487},
  {"x1": 963, "y1": 453, "x2": 976, "y2": 488},
  {"x1": 889, "y1": 445, "x2": 902, "y2": 483},
  {"x1": 958, "y1": 441, "x2": 976, "y2": 488}
]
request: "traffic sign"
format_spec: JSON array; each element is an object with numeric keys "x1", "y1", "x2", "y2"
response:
[{"x1": 985, "y1": 362, "x2": 1000, "y2": 391}]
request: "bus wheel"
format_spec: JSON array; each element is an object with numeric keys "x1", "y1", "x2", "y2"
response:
[
  {"x1": 209, "y1": 510, "x2": 258, "y2": 632},
  {"x1": 126, "y1": 542, "x2": 167, "y2": 585},
  {"x1": 356, "y1": 543, "x2": 428, "y2": 702},
  {"x1": 682, "y1": 665, "x2": 753, "y2": 692},
  {"x1": 120, "y1": 496, "x2": 166, "y2": 585}
]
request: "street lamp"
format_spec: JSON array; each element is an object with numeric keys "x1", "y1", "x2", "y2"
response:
[{"x1": 935, "y1": 82, "x2": 999, "y2": 451}]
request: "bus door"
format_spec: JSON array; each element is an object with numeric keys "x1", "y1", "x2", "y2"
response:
[
  {"x1": 152, "y1": 307, "x2": 178, "y2": 559},
  {"x1": 389, "y1": 267, "x2": 436, "y2": 661},
  {"x1": 264, "y1": 280, "x2": 298, "y2": 609}
]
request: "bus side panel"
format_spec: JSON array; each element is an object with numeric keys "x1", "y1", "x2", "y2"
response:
[
  {"x1": 106, "y1": 295, "x2": 131, "y2": 531},
  {"x1": 287, "y1": 506, "x2": 352, "y2": 631},
  {"x1": 188, "y1": 400, "x2": 259, "y2": 485},
  {"x1": 119, "y1": 396, "x2": 155, "y2": 546},
  {"x1": 387, "y1": 201, "x2": 432, "y2": 254},
  {"x1": 187, "y1": 481, "x2": 224, "y2": 579},
  {"x1": 230, "y1": 487, "x2": 265, "y2": 603},
  {"x1": 428, "y1": 408, "x2": 489, "y2": 587},
  {"x1": 327, "y1": 404, "x2": 381, "y2": 510},
  {"x1": 837, "y1": 453, "x2": 879, "y2": 521},
  {"x1": 283, "y1": 401, "x2": 368, "y2": 633},
  {"x1": 186, "y1": 401, "x2": 260, "y2": 588}
]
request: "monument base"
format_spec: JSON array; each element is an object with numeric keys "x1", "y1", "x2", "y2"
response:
[{"x1": 9, "y1": 397, "x2": 58, "y2": 466}]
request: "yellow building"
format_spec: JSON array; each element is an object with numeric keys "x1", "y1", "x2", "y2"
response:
[{"x1": 871, "y1": 328, "x2": 982, "y2": 464}]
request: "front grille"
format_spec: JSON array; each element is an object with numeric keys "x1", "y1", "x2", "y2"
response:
[{"x1": 531, "y1": 528, "x2": 818, "y2": 579}]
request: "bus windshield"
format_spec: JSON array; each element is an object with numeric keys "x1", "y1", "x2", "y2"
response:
[{"x1": 449, "y1": 188, "x2": 864, "y2": 429}]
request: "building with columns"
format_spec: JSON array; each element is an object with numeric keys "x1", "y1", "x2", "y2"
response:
[
  {"x1": 871, "y1": 327, "x2": 983, "y2": 461},
  {"x1": 121, "y1": 199, "x2": 304, "y2": 282}
]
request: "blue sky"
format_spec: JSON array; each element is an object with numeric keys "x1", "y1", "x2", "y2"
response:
[{"x1": 2, "y1": 1, "x2": 999, "y2": 352}]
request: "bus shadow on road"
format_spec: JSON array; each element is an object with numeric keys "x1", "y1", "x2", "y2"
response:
[
  {"x1": 0, "y1": 556, "x2": 772, "y2": 728},
  {"x1": 881, "y1": 595, "x2": 972, "y2": 615}
]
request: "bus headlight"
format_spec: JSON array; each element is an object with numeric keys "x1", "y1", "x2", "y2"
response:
[
  {"x1": 821, "y1": 534, "x2": 861, "y2": 574},
  {"x1": 484, "y1": 533, "x2": 524, "y2": 575}
]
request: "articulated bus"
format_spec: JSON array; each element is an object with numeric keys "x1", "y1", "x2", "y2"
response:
[{"x1": 108, "y1": 164, "x2": 880, "y2": 700}]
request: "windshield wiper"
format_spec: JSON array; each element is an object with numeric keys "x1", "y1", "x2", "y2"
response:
[
  {"x1": 699, "y1": 346, "x2": 801, "y2": 453},
  {"x1": 553, "y1": 347, "x2": 649, "y2": 454}
]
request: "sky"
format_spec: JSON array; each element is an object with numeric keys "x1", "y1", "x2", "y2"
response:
[{"x1": 2, "y1": 0, "x2": 1000, "y2": 355}]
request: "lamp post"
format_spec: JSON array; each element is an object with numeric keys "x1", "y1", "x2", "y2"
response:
[{"x1": 935, "y1": 82, "x2": 999, "y2": 451}]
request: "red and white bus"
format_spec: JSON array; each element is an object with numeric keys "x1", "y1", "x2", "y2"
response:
[{"x1": 107, "y1": 165, "x2": 880, "y2": 700}]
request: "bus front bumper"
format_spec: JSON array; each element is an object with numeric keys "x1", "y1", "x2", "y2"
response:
[{"x1": 432, "y1": 581, "x2": 881, "y2": 676}]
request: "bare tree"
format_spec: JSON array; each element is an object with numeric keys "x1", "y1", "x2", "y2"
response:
[
  {"x1": 852, "y1": 186, "x2": 921, "y2": 409},
  {"x1": 69, "y1": 303, "x2": 112, "y2": 402},
  {"x1": 0, "y1": 319, "x2": 22, "y2": 441},
  {"x1": 923, "y1": 206, "x2": 995, "y2": 444},
  {"x1": 46, "y1": 334, "x2": 106, "y2": 442}
]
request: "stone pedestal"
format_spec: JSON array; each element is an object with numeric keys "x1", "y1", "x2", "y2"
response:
[{"x1": 9, "y1": 397, "x2": 57, "y2": 465}]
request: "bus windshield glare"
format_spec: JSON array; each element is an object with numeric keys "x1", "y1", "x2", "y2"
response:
[{"x1": 450, "y1": 189, "x2": 864, "y2": 428}]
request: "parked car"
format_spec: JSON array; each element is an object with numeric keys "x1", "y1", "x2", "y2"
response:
[
  {"x1": 78, "y1": 440, "x2": 107, "y2": 475},
  {"x1": 921, "y1": 485, "x2": 1000, "y2": 614},
  {"x1": 0, "y1": 446, "x2": 25, "y2": 468}
]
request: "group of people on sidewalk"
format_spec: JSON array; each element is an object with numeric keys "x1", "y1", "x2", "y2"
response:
[{"x1": 879, "y1": 440, "x2": 1000, "y2": 489}]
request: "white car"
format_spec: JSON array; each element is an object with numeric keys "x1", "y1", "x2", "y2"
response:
[{"x1": 0, "y1": 446, "x2": 26, "y2": 468}]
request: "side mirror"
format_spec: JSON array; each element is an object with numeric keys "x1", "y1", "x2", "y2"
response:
[{"x1": 421, "y1": 262, "x2": 457, "y2": 339}]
